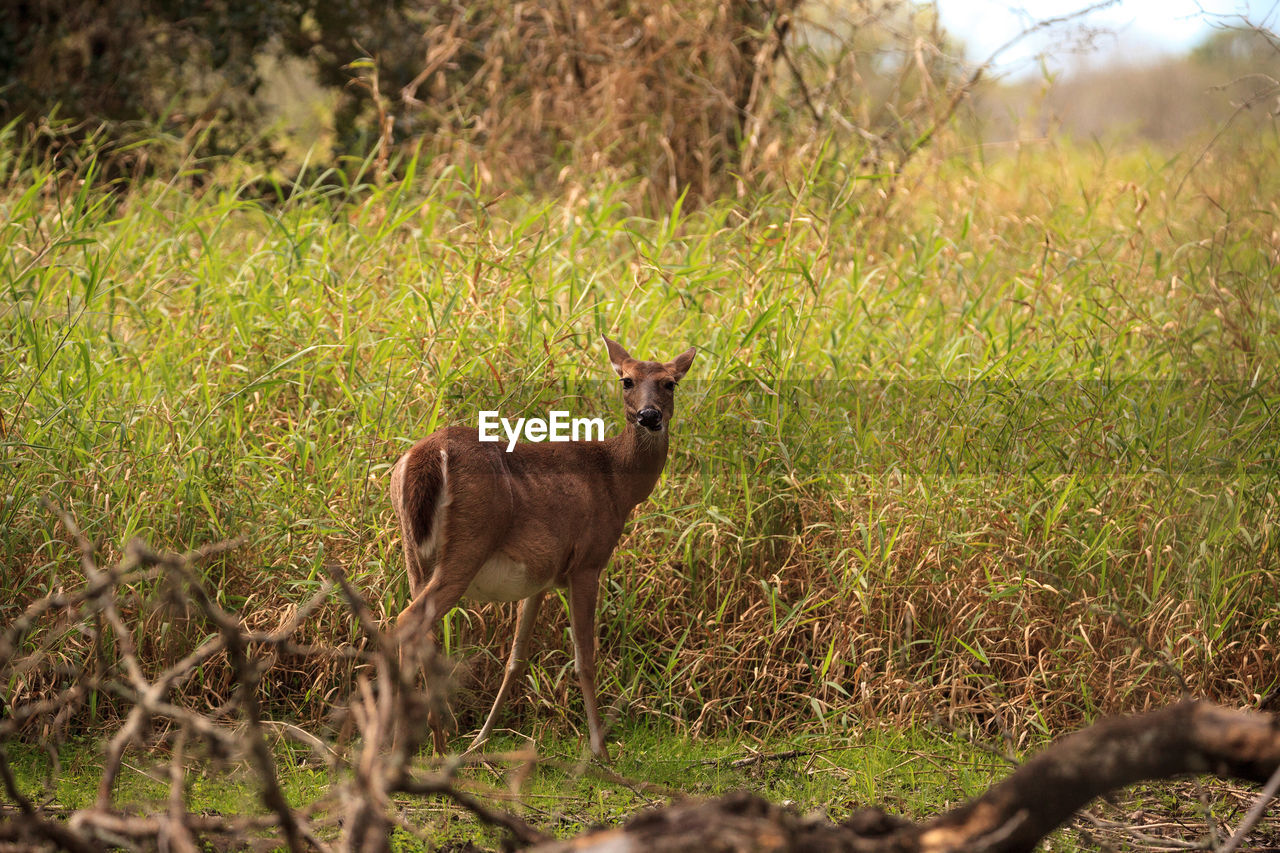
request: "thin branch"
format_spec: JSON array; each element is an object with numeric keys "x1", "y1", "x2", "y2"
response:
[
  {"x1": 167, "y1": 556, "x2": 312, "y2": 853},
  {"x1": 1217, "y1": 763, "x2": 1280, "y2": 853},
  {"x1": 162, "y1": 728, "x2": 200, "y2": 853},
  {"x1": 0, "y1": 748, "x2": 100, "y2": 853},
  {"x1": 393, "y1": 773, "x2": 551, "y2": 845}
]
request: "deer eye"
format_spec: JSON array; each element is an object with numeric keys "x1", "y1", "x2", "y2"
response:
[
  {"x1": 664, "y1": 381, "x2": 676, "y2": 391},
  {"x1": 621, "y1": 377, "x2": 634, "y2": 389}
]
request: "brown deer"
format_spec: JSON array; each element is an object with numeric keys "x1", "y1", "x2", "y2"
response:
[{"x1": 391, "y1": 337, "x2": 696, "y2": 761}]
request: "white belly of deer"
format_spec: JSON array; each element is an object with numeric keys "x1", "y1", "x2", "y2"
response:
[{"x1": 465, "y1": 554, "x2": 550, "y2": 603}]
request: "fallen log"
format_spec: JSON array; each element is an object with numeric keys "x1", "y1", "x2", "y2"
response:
[{"x1": 532, "y1": 700, "x2": 1280, "y2": 853}]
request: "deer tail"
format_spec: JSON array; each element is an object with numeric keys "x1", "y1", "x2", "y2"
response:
[{"x1": 391, "y1": 441, "x2": 449, "y2": 593}]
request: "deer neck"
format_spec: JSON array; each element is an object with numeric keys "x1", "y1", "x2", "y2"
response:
[{"x1": 606, "y1": 423, "x2": 670, "y2": 508}]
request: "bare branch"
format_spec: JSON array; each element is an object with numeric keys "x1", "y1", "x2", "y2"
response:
[
  {"x1": 162, "y1": 728, "x2": 200, "y2": 853},
  {"x1": 1217, "y1": 763, "x2": 1280, "y2": 853},
  {"x1": 0, "y1": 748, "x2": 100, "y2": 853},
  {"x1": 393, "y1": 772, "x2": 552, "y2": 845},
  {"x1": 162, "y1": 556, "x2": 312, "y2": 853}
]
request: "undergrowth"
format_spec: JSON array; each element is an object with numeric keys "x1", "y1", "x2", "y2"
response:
[
  {"x1": 0, "y1": 725, "x2": 1000, "y2": 849},
  {"x1": 1, "y1": 123, "x2": 1278, "y2": 747}
]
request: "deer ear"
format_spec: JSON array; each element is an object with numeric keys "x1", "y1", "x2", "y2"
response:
[
  {"x1": 669, "y1": 346, "x2": 696, "y2": 381},
  {"x1": 603, "y1": 336, "x2": 632, "y2": 376}
]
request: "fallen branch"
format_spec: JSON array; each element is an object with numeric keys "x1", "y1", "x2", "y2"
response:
[
  {"x1": 394, "y1": 773, "x2": 550, "y2": 845},
  {"x1": 531, "y1": 700, "x2": 1280, "y2": 853},
  {"x1": 1218, "y1": 763, "x2": 1280, "y2": 853}
]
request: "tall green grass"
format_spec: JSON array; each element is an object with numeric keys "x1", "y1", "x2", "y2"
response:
[{"x1": 2, "y1": 127, "x2": 1277, "y2": 743}]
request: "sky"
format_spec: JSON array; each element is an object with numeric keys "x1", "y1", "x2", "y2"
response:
[{"x1": 934, "y1": 0, "x2": 1278, "y2": 75}]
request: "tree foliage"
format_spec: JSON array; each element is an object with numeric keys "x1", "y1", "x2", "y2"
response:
[
  {"x1": 0, "y1": 0, "x2": 412, "y2": 160},
  {"x1": 1, "y1": 0, "x2": 973, "y2": 200}
]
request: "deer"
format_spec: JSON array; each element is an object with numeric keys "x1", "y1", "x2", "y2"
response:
[{"x1": 390, "y1": 337, "x2": 696, "y2": 761}]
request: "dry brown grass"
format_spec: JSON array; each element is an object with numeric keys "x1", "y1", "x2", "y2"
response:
[
  {"x1": 439, "y1": 486, "x2": 1278, "y2": 747},
  {"x1": 338, "y1": 0, "x2": 975, "y2": 207},
  {"x1": 347, "y1": 0, "x2": 798, "y2": 203}
]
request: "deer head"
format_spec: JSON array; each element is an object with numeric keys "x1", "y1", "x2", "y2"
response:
[{"x1": 603, "y1": 336, "x2": 696, "y2": 435}]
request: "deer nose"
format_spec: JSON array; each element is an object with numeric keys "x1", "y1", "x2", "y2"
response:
[{"x1": 637, "y1": 408, "x2": 663, "y2": 430}]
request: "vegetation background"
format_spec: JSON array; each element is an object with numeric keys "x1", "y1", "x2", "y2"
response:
[{"x1": 1, "y1": 0, "x2": 1279, "y2": 845}]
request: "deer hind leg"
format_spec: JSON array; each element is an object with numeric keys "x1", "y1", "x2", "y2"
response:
[
  {"x1": 468, "y1": 591, "x2": 545, "y2": 754},
  {"x1": 568, "y1": 569, "x2": 610, "y2": 762},
  {"x1": 395, "y1": 584, "x2": 459, "y2": 754},
  {"x1": 391, "y1": 467, "x2": 443, "y2": 751},
  {"x1": 395, "y1": 573, "x2": 469, "y2": 755},
  {"x1": 394, "y1": 535, "x2": 497, "y2": 754}
]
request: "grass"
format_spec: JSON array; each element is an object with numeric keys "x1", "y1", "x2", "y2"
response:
[
  {"x1": 1, "y1": 118, "x2": 1278, "y2": 774},
  {"x1": 0, "y1": 724, "x2": 1013, "y2": 850},
  {"x1": 6, "y1": 724, "x2": 1267, "y2": 851}
]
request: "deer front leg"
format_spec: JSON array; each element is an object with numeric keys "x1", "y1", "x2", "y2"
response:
[
  {"x1": 468, "y1": 591, "x2": 545, "y2": 754},
  {"x1": 568, "y1": 570, "x2": 610, "y2": 762}
]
